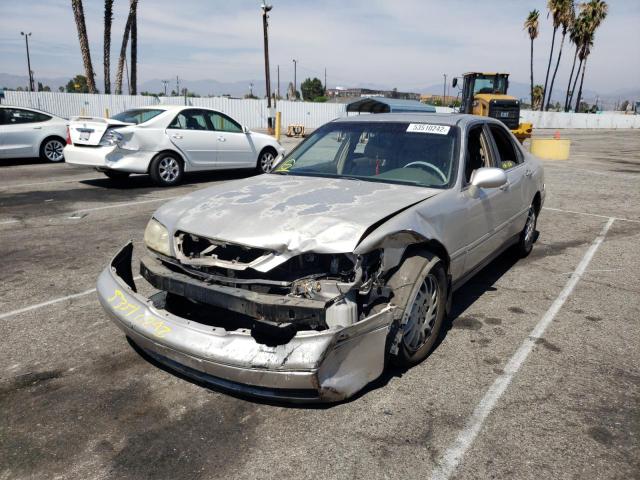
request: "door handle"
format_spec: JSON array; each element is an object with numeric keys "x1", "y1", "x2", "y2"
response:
[
  {"x1": 172, "y1": 134, "x2": 183, "y2": 139},
  {"x1": 217, "y1": 136, "x2": 226, "y2": 142},
  {"x1": 33, "y1": 126, "x2": 42, "y2": 129},
  {"x1": 525, "y1": 169, "x2": 533, "y2": 177}
]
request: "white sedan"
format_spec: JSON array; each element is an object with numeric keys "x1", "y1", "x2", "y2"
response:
[
  {"x1": 0, "y1": 106, "x2": 68, "y2": 162},
  {"x1": 64, "y1": 105, "x2": 285, "y2": 186}
]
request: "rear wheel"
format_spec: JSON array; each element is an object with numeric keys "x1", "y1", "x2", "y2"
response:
[
  {"x1": 149, "y1": 153, "x2": 184, "y2": 187},
  {"x1": 40, "y1": 137, "x2": 65, "y2": 162},
  {"x1": 103, "y1": 170, "x2": 131, "y2": 181},
  {"x1": 256, "y1": 148, "x2": 277, "y2": 173},
  {"x1": 384, "y1": 250, "x2": 447, "y2": 366}
]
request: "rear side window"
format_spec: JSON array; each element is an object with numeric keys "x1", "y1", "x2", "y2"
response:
[
  {"x1": 2, "y1": 108, "x2": 51, "y2": 124},
  {"x1": 489, "y1": 124, "x2": 522, "y2": 170},
  {"x1": 111, "y1": 108, "x2": 164, "y2": 124}
]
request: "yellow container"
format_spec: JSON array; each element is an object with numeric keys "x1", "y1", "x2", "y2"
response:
[{"x1": 530, "y1": 138, "x2": 571, "y2": 160}]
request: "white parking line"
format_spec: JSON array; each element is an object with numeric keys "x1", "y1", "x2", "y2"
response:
[
  {"x1": 0, "y1": 275, "x2": 142, "y2": 321},
  {"x1": 0, "y1": 219, "x2": 20, "y2": 226},
  {"x1": 430, "y1": 217, "x2": 615, "y2": 480},
  {"x1": 70, "y1": 196, "x2": 179, "y2": 215},
  {"x1": 543, "y1": 207, "x2": 640, "y2": 224}
]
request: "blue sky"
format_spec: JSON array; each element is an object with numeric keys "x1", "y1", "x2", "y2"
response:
[{"x1": 0, "y1": 0, "x2": 638, "y2": 93}]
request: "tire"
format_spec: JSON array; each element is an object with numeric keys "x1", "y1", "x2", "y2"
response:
[
  {"x1": 149, "y1": 153, "x2": 184, "y2": 187},
  {"x1": 103, "y1": 170, "x2": 131, "y2": 181},
  {"x1": 514, "y1": 204, "x2": 537, "y2": 257},
  {"x1": 256, "y1": 148, "x2": 277, "y2": 174},
  {"x1": 384, "y1": 250, "x2": 447, "y2": 367},
  {"x1": 40, "y1": 137, "x2": 65, "y2": 162}
]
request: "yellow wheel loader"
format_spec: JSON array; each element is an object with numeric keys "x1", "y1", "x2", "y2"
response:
[{"x1": 454, "y1": 72, "x2": 533, "y2": 142}]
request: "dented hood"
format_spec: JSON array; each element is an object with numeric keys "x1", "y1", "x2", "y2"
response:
[{"x1": 154, "y1": 174, "x2": 441, "y2": 255}]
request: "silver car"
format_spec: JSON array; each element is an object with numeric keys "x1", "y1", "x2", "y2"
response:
[{"x1": 97, "y1": 113, "x2": 545, "y2": 402}]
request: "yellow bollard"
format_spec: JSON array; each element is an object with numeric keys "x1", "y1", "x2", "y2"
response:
[
  {"x1": 530, "y1": 138, "x2": 571, "y2": 160},
  {"x1": 275, "y1": 111, "x2": 281, "y2": 142},
  {"x1": 105, "y1": 108, "x2": 110, "y2": 118}
]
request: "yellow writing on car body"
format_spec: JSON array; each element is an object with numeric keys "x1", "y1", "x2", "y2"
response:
[{"x1": 108, "y1": 289, "x2": 171, "y2": 338}]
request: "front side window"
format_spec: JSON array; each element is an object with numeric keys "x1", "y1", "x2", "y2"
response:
[
  {"x1": 207, "y1": 111, "x2": 243, "y2": 133},
  {"x1": 488, "y1": 124, "x2": 521, "y2": 170},
  {"x1": 168, "y1": 110, "x2": 211, "y2": 131},
  {"x1": 464, "y1": 125, "x2": 493, "y2": 184},
  {"x1": 111, "y1": 108, "x2": 164, "y2": 125},
  {"x1": 272, "y1": 121, "x2": 458, "y2": 189},
  {"x1": 2, "y1": 108, "x2": 51, "y2": 124}
]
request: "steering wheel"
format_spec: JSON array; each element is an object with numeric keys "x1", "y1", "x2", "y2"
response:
[{"x1": 403, "y1": 161, "x2": 447, "y2": 183}]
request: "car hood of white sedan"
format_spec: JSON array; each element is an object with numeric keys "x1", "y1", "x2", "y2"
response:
[{"x1": 154, "y1": 174, "x2": 441, "y2": 259}]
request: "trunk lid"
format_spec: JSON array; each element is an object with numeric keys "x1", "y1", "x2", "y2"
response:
[{"x1": 68, "y1": 116, "x2": 132, "y2": 146}]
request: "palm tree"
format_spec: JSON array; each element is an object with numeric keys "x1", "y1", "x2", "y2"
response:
[
  {"x1": 130, "y1": 0, "x2": 138, "y2": 95},
  {"x1": 574, "y1": 0, "x2": 608, "y2": 112},
  {"x1": 524, "y1": 10, "x2": 540, "y2": 110},
  {"x1": 564, "y1": 10, "x2": 588, "y2": 111},
  {"x1": 115, "y1": 0, "x2": 138, "y2": 94},
  {"x1": 542, "y1": 0, "x2": 565, "y2": 110},
  {"x1": 545, "y1": 0, "x2": 574, "y2": 110},
  {"x1": 71, "y1": 0, "x2": 97, "y2": 93},
  {"x1": 104, "y1": 0, "x2": 113, "y2": 94}
]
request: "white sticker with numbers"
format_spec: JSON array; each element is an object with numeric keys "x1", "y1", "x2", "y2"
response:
[{"x1": 406, "y1": 123, "x2": 451, "y2": 135}]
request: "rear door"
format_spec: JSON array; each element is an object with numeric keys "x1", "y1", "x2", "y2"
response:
[
  {"x1": 485, "y1": 123, "x2": 530, "y2": 244},
  {"x1": 205, "y1": 110, "x2": 255, "y2": 167},
  {"x1": 0, "y1": 108, "x2": 50, "y2": 158},
  {"x1": 166, "y1": 109, "x2": 218, "y2": 168}
]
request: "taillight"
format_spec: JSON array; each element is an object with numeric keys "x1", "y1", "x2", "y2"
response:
[{"x1": 66, "y1": 127, "x2": 72, "y2": 145}]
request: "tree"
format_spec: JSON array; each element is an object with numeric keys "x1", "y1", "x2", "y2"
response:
[
  {"x1": 524, "y1": 10, "x2": 540, "y2": 110},
  {"x1": 104, "y1": 0, "x2": 113, "y2": 93},
  {"x1": 574, "y1": 0, "x2": 608, "y2": 112},
  {"x1": 300, "y1": 77, "x2": 324, "y2": 102},
  {"x1": 545, "y1": 0, "x2": 574, "y2": 110},
  {"x1": 532, "y1": 84, "x2": 544, "y2": 111},
  {"x1": 58, "y1": 86, "x2": 65, "y2": 92},
  {"x1": 564, "y1": 9, "x2": 588, "y2": 111},
  {"x1": 66, "y1": 74, "x2": 91, "y2": 93},
  {"x1": 542, "y1": 0, "x2": 565, "y2": 110},
  {"x1": 115, "y1": 0, "x2": 138, "y2": 94},
  {"x1": 71, "y1": 0, "x2": 97, "y2": 93}
]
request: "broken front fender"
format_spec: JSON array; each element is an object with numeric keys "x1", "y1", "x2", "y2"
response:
[{"x1": 97, "y1": 243, "x2": 396, "y2": 402}]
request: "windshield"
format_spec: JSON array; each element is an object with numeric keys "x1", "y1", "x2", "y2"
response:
[
  {"x1": 473, "y1": 75, "x2": 508, "y2": 95},
  {"x1": 111, "y1": 108, "x2": 165, "y2": 124},
  {"x1": 272, "y1": 121, "x2": 458, "y2": 188}
]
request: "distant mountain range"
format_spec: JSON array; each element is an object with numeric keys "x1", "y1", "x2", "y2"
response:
[{"x1": 2, "y1": 72, "x2": 637, "y2": 108}]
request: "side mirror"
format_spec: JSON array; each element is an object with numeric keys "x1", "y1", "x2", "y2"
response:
[
  {"x1": 452, "y1": 78, "x2": 458, "y2": 88},
  {"x1": 471, "y1": 167, "x2": 507, "y2": 189},
  {"x1": 242, "y1": 126, "x2": 249, "y2": 134}
]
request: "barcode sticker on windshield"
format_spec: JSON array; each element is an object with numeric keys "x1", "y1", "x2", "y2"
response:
[{"x1": 406, "y1": 123, "x2": 450, "y2": 135}]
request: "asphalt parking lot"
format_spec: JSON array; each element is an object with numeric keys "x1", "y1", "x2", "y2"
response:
[{"x1": 1, "y1": 129, "x2": 638, "y2": 480}]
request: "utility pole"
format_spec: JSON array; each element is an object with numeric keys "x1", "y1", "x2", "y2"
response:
[
  {"x1": 162, "y1": 80, "x2": 169, "y2": 96},
  {"x1": 176, "y1": 76, "x2": 180, "y2": 97},
  {"x1": 21, "y1": 32, "x2": 34, "y2": 92},
  {"x1": 277, "y1": 65, "x2": 280, "y2": 100},
  {"x1": 261, "y1": 1, "x2": 273, "y2": 132},
  {"x1": 249, "y1": 82, "x2": 254, "y2": 97},
  {"x1": 442, "y1": 73, "x2": 447, "y2": 107},
  {"x1": 324, "y1": 67, "x2": 327, "y2": 93},
  {"x1": 292, "y1": 59, "x2": 298, "y2": 100}
]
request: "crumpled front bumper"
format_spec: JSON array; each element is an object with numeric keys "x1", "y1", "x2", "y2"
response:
[{"x1": 97, "y1": 243, "x2": 395, "y2": 402}]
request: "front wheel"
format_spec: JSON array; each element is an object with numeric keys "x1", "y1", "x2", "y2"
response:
[
  {"x1": 256, "y1": 148, "x2": 277, "y2": 174},
  {"x1": 384, "y1": 251, "x2": 447, "y2": 367},
  {"x1": 40, "y1": 137, "x2": 65, "y2": 162},
  {"x1": 149, "y1": 153, "x2": 184, "y2": 187}
]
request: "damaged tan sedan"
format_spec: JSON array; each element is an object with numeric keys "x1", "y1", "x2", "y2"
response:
[{"x1": 97, "y1": 113, "x2": 545, "y2": 402}]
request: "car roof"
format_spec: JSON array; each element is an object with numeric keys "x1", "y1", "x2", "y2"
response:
[
  {"x1": 0, "y1": 105, "x2": 64, "y2": 119},
  {"x1": 332, "y1": 112, "x2": 500, "y2": 128}
]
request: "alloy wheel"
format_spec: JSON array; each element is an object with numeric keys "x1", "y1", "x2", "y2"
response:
[
  {"x1": 524, "y1": 207, "x2": 536, "y2": 249},
  {"x1": 44, "y1": 139, "x2": 64, "y2": 162},
  {"x1": 403, "y1": 273, "x2": 439, "y2": 352},
  {"x1": 260, "y1": 151, "x2": 275, "y2": 173},
  {"x1": 158, "y1": 156, "x2": 180, "y2": 183}
]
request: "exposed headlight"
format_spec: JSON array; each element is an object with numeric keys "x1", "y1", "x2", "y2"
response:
[
  {"x1": 99, "y1": 129, "x2": 123, "y2": 146},
  {"x1": 144, "y1": 218, "x2": 171, "y2": 256}
]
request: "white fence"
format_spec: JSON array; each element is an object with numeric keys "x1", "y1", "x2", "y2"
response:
[
  {"x1": 2, "y1": 91, "x2": 346, "y2": 129},
  {"x1": 3, "y1": 91, "x2": 638, "y2": 129}
]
